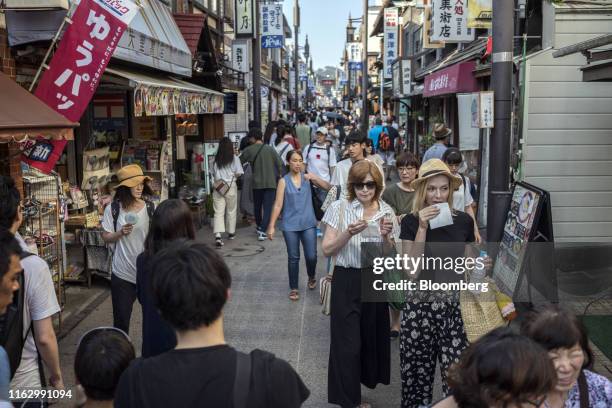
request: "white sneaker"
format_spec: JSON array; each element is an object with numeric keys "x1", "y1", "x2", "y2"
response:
[{"x1": 257, "y1": 231, "x2": 266, "y2": 241}]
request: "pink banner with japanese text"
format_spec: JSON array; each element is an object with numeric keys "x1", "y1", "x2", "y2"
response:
[{"x1": 26, "y1": 0, "x2": 138, "y2": 173}]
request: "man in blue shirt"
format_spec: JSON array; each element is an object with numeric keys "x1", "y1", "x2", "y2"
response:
[
  {"x1": 422, "y1": 123, "x2": 452, "y2": 163},
  {"x1": 368, "y1": 118, "x2": 384, "y2": 150}
]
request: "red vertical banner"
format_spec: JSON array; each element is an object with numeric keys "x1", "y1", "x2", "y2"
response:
[{"x1": 25, "y1": 0, "x2": 138, "y2": 173}]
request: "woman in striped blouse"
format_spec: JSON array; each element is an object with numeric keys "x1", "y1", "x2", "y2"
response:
[{"x1": 322, "y1": 160, "x2": 400, "y2": 408}]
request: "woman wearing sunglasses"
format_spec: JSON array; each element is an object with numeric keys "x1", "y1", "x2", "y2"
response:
[
  {"x1": 322, "y1": 160, "x2": 399, "y2": 408},
  {"x1": 431, "y1": 327, "x2": 556, "y2": 408}
]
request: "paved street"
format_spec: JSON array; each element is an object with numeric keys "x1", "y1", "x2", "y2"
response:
[{"x1": 57, "y1": 221, "x2": 418, "y2": 407}]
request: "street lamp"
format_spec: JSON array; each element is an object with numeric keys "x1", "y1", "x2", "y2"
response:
[
  {"x1": 346, "y1": 16, "x2": 355, "y2": 43},
  {"x1": 304, "y1": 35, "x2": 310, "y2": 110}
]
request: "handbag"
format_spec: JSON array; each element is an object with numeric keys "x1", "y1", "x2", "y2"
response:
[
  {"x1": 214, "y1": 177, "x2": 233, "y2": 196},
  {"x1": 311, "y1": 182, "x2": 324, "y2": 221},
  {"x1": 320, "y1": 200, "x2": 346, "y2": 315},
  {"x1": 460, "y1": 275, "x2": 506, "y2": 343},
  {"x1": 321, "y1": 185, "x2": 341, "y2": 212},
  {"x1": 382, "y1": 239, "x2": 406, "y2": 311}
]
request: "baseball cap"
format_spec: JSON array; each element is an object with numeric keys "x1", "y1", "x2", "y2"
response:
[{"x1": 316, "y1": 127, "x2": 328, "y2": 135}]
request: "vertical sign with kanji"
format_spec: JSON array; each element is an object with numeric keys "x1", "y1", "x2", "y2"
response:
[
  {"x1": 431, "y1": 0, "x2": 475, "y2": 43},
  {"x1": 232, "y1": 40, "x2": 249, "y2": 73},
  {"x1": 27, "y1": 0, "x2": 137, "y2": 174},
  {"x1": 383, "y1": 7, "x2": 399, "y2": 80},
  {"x1": 235, "y1": 0, "x2": 255, "y2": 38},
  {"x1": 260, "y1": 3, "x2": 283, "y2": 48},
  {"x1": 299, "y1": 62, "x2": 307, "y2": 81}
]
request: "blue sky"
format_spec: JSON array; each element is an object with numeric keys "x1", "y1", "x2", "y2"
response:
[{"x1": 281, "y1": 0, "x2": 364, "y2": 70}]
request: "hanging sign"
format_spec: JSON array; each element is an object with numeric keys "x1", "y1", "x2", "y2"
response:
[
  {"x1": 21, "y1": 137, "x2": 68, "y2": 174},
  {"x1": 383, "y1": 7, "x2": 399, "y2": 79},
  {"x1": 260, "y1": 3, "x2": 283, "y2": 48},
  {"x1": 479, "y1": 91, "x2": 494, "y2": 128},
  {"x1": 235, "y1": 0, "x2": 255, "y2": 38},
  {"x1": 232, "y1": 41, "x2": 249, "y2": 73},
  {"x1": 29, "y1": 0, "x2": 137, "y2": 174},
  {"x1": 347, "y1": 42, "x2": 362, "y2": 63},
  {"x1": 431, "y1": 0, "x2": 475, "y2": 43},
  {"x1": 468, "y1": 0, "x2": 492, "y2": 29},
  {"x1": 299, "y1": 62, "x2": 307, "y2": 81}
]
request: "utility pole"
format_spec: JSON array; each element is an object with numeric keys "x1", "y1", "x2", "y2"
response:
[
  {"x1": 252, "y1": 0, "x2": 262, "y2": 125},
  {"x1": 304, "y1": 35, "x2": 310, "y2": 111},
  {"x1": 361, "y1": 0, "x2": 369, "y2": 131},
  {"x1": 487, "y1": 0, "x2": 514, "y2": 244},
  {"x1": 293, "y1": 0, "x2": 300, "y2": 116}
]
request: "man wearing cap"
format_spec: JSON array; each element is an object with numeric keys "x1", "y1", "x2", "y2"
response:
[
  {"x1": 422, "y1": 123, "x2": 452, "y2": 163},
  {"x1": 304, "y1": 127, "x2": 337, "y2": 204}
]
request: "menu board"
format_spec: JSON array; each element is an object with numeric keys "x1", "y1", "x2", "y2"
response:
[{"x1": 493, "y1": 182, "x2": 551, "y2": 298}]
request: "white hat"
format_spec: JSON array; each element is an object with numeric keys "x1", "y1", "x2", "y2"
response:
[{"x1": 316, "y1": 127, "x2": 328, "y2": 135}]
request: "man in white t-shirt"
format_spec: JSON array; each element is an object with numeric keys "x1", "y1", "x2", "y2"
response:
[
  {"x1": 0, "y1": 176, "x2": 63, "y2": 399},
  {"x1": 304, "y1": 127, "x2": 337, "y2": 204}
]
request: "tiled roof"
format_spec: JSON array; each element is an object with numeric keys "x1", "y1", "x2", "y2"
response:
[{"x1": 173, "y1": 13, "x2": 207, "y2": 55}]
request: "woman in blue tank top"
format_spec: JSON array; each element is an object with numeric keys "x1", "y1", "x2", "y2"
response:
[{"x1": 267, "y1": 150, "x2": 323, "y2": 301}]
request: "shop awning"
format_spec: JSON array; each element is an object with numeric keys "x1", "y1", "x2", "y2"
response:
[
  {"x1": 0, "y1": 72, "x2": 77, "y2": 141},
  {"x1": 423, "y1": 60, "x2": 478, "y2": 97},
  {"x1": 104, "y1": 67, "x2": 225, "y2": 116},
  {"x1": 5, "y1": 10, "x2": 67, "y2": 47}
]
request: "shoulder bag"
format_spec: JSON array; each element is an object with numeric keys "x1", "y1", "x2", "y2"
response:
[
  {"x1": 320, "y1": 200, "x2": 346, "y2": 315},
  {"x1": 459, "y1": 274, "x2": 506, "y2": 343}
]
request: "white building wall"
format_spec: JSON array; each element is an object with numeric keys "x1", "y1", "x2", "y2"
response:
[{"x1": 522, "y1": 7, "x2": 612, "y2": 242}]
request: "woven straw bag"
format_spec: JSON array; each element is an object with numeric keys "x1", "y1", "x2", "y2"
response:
[
  {"x1": 460, "y1": 276, "x2": 505, "y2": 343},
  {"x1": 319, "y1": 200, "x2": 346, "y2": 315}
]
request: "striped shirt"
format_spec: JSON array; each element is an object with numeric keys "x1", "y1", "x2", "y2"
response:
[{"x1": 322, "y1": 199, "x2": 401, "y2": 268}]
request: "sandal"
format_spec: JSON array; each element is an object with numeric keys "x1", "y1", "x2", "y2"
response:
[
  {"x1": 289, "y1": 290, "x2": 299, "y2": 301},
  {"x1": 308, "y1": 278, "x2": 317, "y2": 290}
]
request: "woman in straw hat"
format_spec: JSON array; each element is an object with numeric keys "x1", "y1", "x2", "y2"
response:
[
  {"x1": 398, "y1": 159, "x2": 490, "y2": 408},
  {"x1": 102, "y1": 164, "x2": 155, "y2": 334}
]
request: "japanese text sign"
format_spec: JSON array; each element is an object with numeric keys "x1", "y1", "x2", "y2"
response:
[
  {"x1": 261, "y1": 3, "x2": 283, "y2": 48},
  {"x1": 384, "y1": 7, "x2": 399, "y2": 79},
  {"x1": 348, "y1": 42, "x2": 362, "y2": 63},
  {"x1": 299, "y1": 62, "x2": 307, "y2": 81},
  {"x1": 232, "y1": 41, "x2": 249, "y2": 73},
  {"x1": 34, "y1": 0, "x2": 138, "y2": 123},
  {"x1": 430, "y1": 0, "x2": 475, "y2": 43},
  {"x1": 235, "y1": 0, "x2": 255, "y2": 38},
  {"x1": 21, "y1": 137, "x2": 68, "y2": 174}
]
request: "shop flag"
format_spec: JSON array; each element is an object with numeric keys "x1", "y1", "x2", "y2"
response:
[
  {"x1": 261, "y1": 3, "x2": 283, "y2": 48},
  {"x1": 383, "y1": 7, "x2": 399, "y2": 79},
  {"x1": 26, "y1": 0, "x2": 137, "y2": 174},
  {"x1": 430, "y1": 0, "x2": 475, "y2": 43}
]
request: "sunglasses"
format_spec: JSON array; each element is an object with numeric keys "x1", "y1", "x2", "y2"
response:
[{"x1": 353, "y1": 181, "x2": 377, "y2": 191}]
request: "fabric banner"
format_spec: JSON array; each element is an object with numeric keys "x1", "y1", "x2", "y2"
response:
[
  {"x1": 20, "y1": 137, "x2": 68, "y2": 175},
  {"x1": 260, "y1": 3, "x2": 283, "y2": 48},
  {"x1": 28, "y1": 0, "x2": 137, "y2": 173}
]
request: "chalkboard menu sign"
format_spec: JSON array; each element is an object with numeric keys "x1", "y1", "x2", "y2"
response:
[{"x1": 493, "y1": 182, "x2": 555, "y2": 302}]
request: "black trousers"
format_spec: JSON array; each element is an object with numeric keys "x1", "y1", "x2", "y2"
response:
[
  {"x1": 328, "y1": 266, "x2": 390, "y2": 408},
  {"x1": 111, "y1": 274, "x2": 137, "y2": 334}
]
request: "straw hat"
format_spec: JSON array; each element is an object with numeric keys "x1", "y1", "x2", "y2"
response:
[
  {"x1": 410, "y1": 159, "x2": 462, "y2": 191},
  {"x1": 433, "y1": 123, "x2": 453, "y2": 140},
  {"x1": 113, "y1": 164, "x2": 152, "y2": 189}
]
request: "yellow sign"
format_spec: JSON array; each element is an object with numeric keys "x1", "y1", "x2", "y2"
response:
[
  {"x1": 423, "y1": 6, "x2": 444, "y2": 49},
  {"x1": 468, "y1": 0, "x2": 492, "y2": 29}
]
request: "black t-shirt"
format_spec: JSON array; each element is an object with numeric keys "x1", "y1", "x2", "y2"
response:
[
  {"x1": 400, "y1": 211, "x2": 475, "y2": 285},
  {"x1": 114, "y1": 345, "x2": 309, "y2": 408}
]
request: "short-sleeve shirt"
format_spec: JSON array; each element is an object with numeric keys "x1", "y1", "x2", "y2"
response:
[
  {"x1": 322, "y1": 199, "x2": 400, "y2": 268},
  {"x1": 275, "y1": 141, "x2": 294, "y2": 165},
  {"x1": 382, "y1": 183, "x2": 415, "y2": 216},
  {"x1": 566, "y1": 369, "x2": 612, "y2": 408},
  {"x1": 213, "y1": 156, "x2": 244, "y2": 184},
  {"x1": 240, "y1": 143, "x2": 284, "y2": 190},
  {"x1": 11, "y1": 234, "x2": 61, "y2": 390},
  {"x1": 115, "y1": 345, "x2": 310, "y2": 408},
  {"x1": 304, "y1": 142, "x2": 337, "y2": 183},
  {"x1": 102, "y1": 203, "x2": 150, "y2": 284},
  {"x1": 452, "y1": 175, "x2": 474, "y2": 211},
  {"x1": 400, "y1": 211, "x2": 475, "y2": 285},
  {"x1": 422, "y1": 143, "x2": 448, "y2": 163}
]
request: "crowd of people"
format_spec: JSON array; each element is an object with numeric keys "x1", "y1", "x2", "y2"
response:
[{"x1": 0, "y1": 108, "x2": 610, "y2": 407}]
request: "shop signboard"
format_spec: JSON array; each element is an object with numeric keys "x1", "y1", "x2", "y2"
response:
[
  {"x1": 232, "y1": 41, "x2": 249, "y2": 73},
  {"x1": 423, "y1": 60, "x2": 477, "y2": 97},
  {"x1": 260, "y1": 3, "x2": 283, "y2": 49},
  {"x1": 383, "y1": 7, "x2": 399, "y2": 79},
  {"x1": 348, "y1": 61, "x2": 362, "y2": 71},
  {"x1": 299, "y1": 62, "x2": 307, "y2": 81},
  {"x1": 235, "y1": 0, "x2": 255, "y2": 38},
  {"x1": 457, "y1": 93, "x2": 480, "y2": 150},
  {"x1": 228, "y1": 131, "x2": 247, "y2": 153},
  {"x1": 134, "y1": 85, "x2": 224, "y2": 117},
  {"x1": 430, "y1": 0, "x2": 475, "y2": 43},
  {"x1": 479, "y1": 91, "x2": 494, "y2": 128},
  {"x1": 28, "y1": 0, "x2": 137, "y2": 174},
  {"x1": 468, "y1": 0, "x2": 492, "y2": 29},
  {"x1": 347, "y1": 42, "x2": 362, "y2": 63},
  {"x1": 392, "y1": 60, "x2": 401, "y2": 98}
]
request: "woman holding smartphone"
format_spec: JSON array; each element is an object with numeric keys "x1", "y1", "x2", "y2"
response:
[{"x1": 322, "y1": 160, "x2": 400, "y2": 408}]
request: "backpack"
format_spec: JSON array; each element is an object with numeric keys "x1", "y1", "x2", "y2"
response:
[
  {"x1": 378, "y1": 128, "x2": 393, "y2": 151},
  {"x1": 306, "y1": 144, "x2": 332, "y2": 171},
  {"x1": 112, "y1": 199, "x2": 155, "y2": 232}
]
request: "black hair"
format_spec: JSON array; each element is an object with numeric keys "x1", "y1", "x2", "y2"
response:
[
  {"x1": 74, "y1": 329, "x2": 135, "y2": 401},
  {"x1": 286, "y1": 149, "x2": 303, "y2": 164},
  {"x1": 248, "y1": 128, "x2": 263, "y2": 141},
  {"x1": 448, "y1": 327, "x2": 556, "y2": 408},
  {"x1": 298, "y1": 113, "x2": 306, "y2": 123},
  {"x1": 375, "y1": 118, "x2": 383, "y2": 125},
  {"x1": 0, "y1": 176, "x2": 21, "y2": 230},
  {"x1": 248, "y1": 120, "x2": 260, "y2": 130},
  {"x1": 263, "y1": 121, "x2": 277, "y2": 144},
  {"x1": 214, "y1": 137, "x2": 235, "y2": 169},
  {"x1": 114, "y1": 183, "x2": 154, "y2": 210},
  {"x1": 144, "y1": 199, "x2": 195, "y2": 256},
  {"x1": 396, "y1": 152, "x2": 420, "y2": 169},
  {"x1": 442, "y1": 147, "x2": 463, "y2": 165},
  {"x1": 0, "y1": 228, "x2": 22, "y2": 278},
  {"x1": 151, "y1": 241, "x2": 231, "y2": 332},
  {"x1": 345, "y1": 130, "x2": 367, "y2": 145},
  {"x1": 521, "y1": 305, "x2": 594, "y2": 370}
]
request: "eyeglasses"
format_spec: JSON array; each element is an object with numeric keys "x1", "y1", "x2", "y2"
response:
[
  {"x1": 353, "y1": 181, "x2": 377, "y2": 191},
  {"x1": 397, "y1": 166, "x2": 417, "y2": 173}
]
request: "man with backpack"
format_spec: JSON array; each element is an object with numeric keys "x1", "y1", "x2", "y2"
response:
[
  {"x1": 378, "y1": 116, "x2": 400, "y2": 180},
  {"x1": 115, "y1": 241, "x2": 310, "y2": 407},
  {"x1": 0, "y1": 176, "x2": 63, "y2": 404}
]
